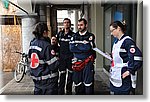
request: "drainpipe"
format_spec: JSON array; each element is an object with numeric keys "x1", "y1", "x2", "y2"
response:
[
  {"x1": 39, "y1": 5, "x2": 46, "y2": 22},
  {"x1": 46, "y1": 5, "x2": 52, "y2": 37}
]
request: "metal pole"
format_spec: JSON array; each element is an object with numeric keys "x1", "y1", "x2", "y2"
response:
[{"x1": 8, "y1": 0, "x2": 29, "y2": 15}]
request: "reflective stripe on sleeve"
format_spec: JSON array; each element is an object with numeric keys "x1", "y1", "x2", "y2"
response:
[
  {"x1": 60, "y1": 38, "x2": 70, "y2": 42},
  {"x1": 120, "y1": 48, "x2": 127, "y2": 52},
  {"x1": 134, "y1": 56, "x2": 143, "y2": 61},
  {"x1": 69, "y1": 40, "x2": 89, "y2": 44},
  {"x1": 39, "y1": 60, "x2": 45, "y2": 64},
  {"x1": 28, "y1": 59, "x2": 45, "y2": 64},
  {"x1": 46, "y1": 57, "x2": 58, "y2": 65},
  {"x1": 29, "y1": 46, "x2": 42, "y2": 52}
]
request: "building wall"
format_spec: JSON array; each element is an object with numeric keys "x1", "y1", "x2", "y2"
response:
[
  {"x1": 136, "y1": 1, "x2": 143, "y2": 95},
  {"x1": 16, "y1": 0, "x2": 32, "y2": 14},
  {"x1": 90, "y1": 3, "x2": 104, "y2": 70},
  {"x1": 0, "y1": 25, "x2": 2, "y2": 71}
]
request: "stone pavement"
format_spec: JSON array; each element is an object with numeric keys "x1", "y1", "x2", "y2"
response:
[{"x1": 0, "y1": 69, "x2": 110, "y2": 95}]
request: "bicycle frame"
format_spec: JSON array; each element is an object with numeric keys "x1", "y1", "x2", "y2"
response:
[{"x1": 14, "y1": 51, "x2": 29, "y2": 82}]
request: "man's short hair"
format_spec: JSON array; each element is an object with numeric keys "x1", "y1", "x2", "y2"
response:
[
  {"x1": 63, "y1": 18, "x2": 71, "y2": 25},
  {"x1": 78, "y1": 18, "x2": 87, "y2": 25}
]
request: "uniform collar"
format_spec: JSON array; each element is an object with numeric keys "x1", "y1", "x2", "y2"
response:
[
  {"x1": 114, "y1": 34, "x2": 125, "y2": 44},
  {"x1": 114, "y1": 34, "x2": 126, "y2": 44},
  {"x1": 79, "y1": 30, "x2": 87, "y2": 36},
  {"x1": 62, "y1": 29, "x2": 72, "y2": 35},
  {"x1": 119, "y1": 34, "x2": 125, "y2": 40}
]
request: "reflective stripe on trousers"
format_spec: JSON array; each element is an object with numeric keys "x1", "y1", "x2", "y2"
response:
[
  {"x1": 31, "y1": 72, "x2": 58, "y2": 81},
  {"x1": 131, "y1": 72, "x2": 137, "y2": 88}
]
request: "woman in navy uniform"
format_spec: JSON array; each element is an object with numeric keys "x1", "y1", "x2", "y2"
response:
[
  {"x1": 70, "y1": 18, "x2": 96, "y2": 95},
  {"x1": 28, "y1": 22, "x2": 59, "y2": 95},
  {"x1": 109, "y1": 21, "x2": 143, "y2": 95}
]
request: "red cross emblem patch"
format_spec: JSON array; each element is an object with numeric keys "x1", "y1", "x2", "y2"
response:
[
  {"x1": 30, "y1": 53, "x2": 39, "y2": 69},
  {"x1": 51, "y1": 50, "x2": 56, "y2": 55},
  {"x1": 130, "y1": 48, "x2": 136, "y2": 53},
  {"x1": 89, "y1": 36, "x2": 93, "y2": 41}
]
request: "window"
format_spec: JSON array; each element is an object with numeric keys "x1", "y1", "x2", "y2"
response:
[{"x1": 0, "y1": 16, "x2": 21, "y2": 25}]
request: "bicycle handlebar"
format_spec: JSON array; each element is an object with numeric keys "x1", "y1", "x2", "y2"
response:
[
  {"x1": 15, "y1": 51, "x2": 23, "y2": 55},
  {"x1": 15, "y1": 51, "x2": 28, "y2": 57}
]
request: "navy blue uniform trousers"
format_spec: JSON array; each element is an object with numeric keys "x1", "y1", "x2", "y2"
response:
[
  {"x1": 73, "y1": 61, "x2": 94, "y2": 95},
  {"x1": 58, "y1": 57, "x2": 73, "y2": 95},
  {"x1": 33, "y1": 76, "x2": 58, "y2": 95}
]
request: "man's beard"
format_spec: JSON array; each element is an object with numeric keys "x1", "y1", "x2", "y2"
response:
[{"x1": 79, "y1": 27, "x2": 86, "y2": 33}]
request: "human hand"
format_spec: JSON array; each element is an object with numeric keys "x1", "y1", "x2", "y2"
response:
[
  {"x1": 105, "y1": 52, "x2": 111, "y2": 56},
  {"x1": 83, "y1": 40, "x2": 89, "y2": 44},
  {"x1": 122, "y1": 71, "x2": 130, "y2": 79}
]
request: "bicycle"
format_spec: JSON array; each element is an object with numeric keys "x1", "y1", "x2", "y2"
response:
[{"x1": 14, "y1": 51, "x2": 30, "y2": 83}]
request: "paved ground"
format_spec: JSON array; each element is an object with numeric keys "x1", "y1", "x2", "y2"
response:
[
  {"x1": 0, "y1": 71, "x2": 14, "y2": 88},
  {"x1": 0, "y1": 69, "x2": 110, "y2": 95}
]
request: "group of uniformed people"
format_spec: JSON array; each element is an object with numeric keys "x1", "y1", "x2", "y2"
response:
[{"x1": 28, "y1": 18, "x2": 143, "y2": 95}]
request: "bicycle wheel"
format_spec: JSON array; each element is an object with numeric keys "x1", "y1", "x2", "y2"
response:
[{"x1": 14, "y1": 62, "x2": 25, "y2": 83}]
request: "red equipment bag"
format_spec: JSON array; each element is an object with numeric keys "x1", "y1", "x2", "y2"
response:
[{"x1": 72, "y1": 55, "x2": 94, "y2": 72}]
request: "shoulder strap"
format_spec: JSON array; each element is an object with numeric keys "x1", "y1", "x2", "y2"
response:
[{"x1": 121, "y1": 36, "x2": 132, "y2": 43}]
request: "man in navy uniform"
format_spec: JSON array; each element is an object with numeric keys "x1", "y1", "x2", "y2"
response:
[
  {"x1": 56, "y1": 18, "x2": 74, "y2": 95},
  {"x1": 51, "y1": 36, "x2": 59, "y2": 58},
  {"x1": 70, "y1": 18, "x2": 96, "y2": 95}
]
